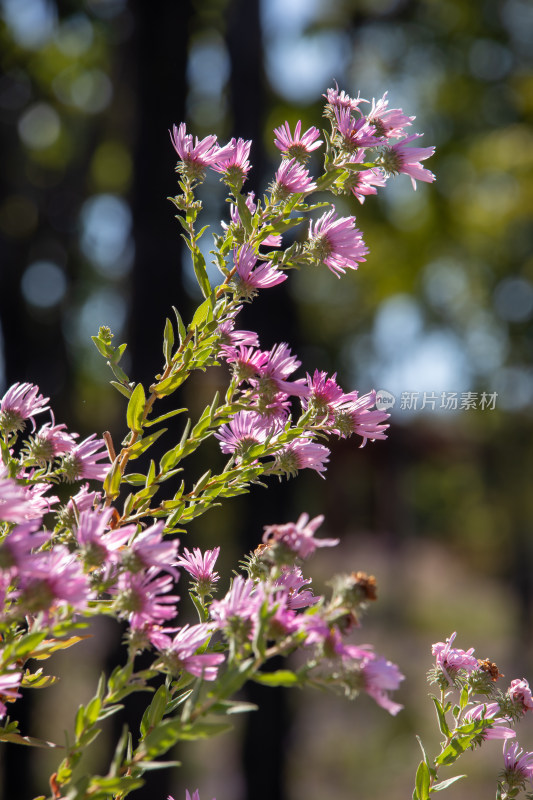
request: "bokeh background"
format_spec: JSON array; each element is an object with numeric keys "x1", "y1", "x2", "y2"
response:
[{"x1": 1, "y1": 0, "x2": 533, "y2": 798}]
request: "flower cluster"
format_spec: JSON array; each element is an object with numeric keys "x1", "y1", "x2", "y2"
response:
[{"x1": 0, "y1": 86, "x2": 436, "y2": 800}]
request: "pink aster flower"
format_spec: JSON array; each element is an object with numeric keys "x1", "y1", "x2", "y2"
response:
[
  {"x1": 0, "y1": 472, "x2": 38, "y2": 523},
  {"x1": 274, "y1": 437, "x2": 330, "y2": 478},
  {"x1": 233, "y1": 244, "x2": 287, "y2": 298},
  {"x1": 0, "y1": 671, "x2": 22, "y2": 719},
  {"x1": 308, "y1": 209, "x2": 368, "y2": 278},
  {"x1": 221, "y1": 344, "x2": 269, "y2": 383},
  {"x1": 164, "y1": 623, "x2": 224, "y2": 680},
  {"x1": 273, "y1": 120, "x2": 322, "y2": 160},
  {"x1": 75, "y1": 507, "x2": 134, "y2": 569},
  {"x1": 464, "y1": 702, "x2": 516, "y2": 740},
  {"x1": 210, "y1": 575, "x2": 263, "y2": 637},
  {"x1": 212, "y1": 136, "x2": 252, "y2": 184},
  {"x1": 0, "y1": 520, "x2": 48, "y2": 573},
  {"x1": 324, "y1": 84, "x2": 366, "y2": 112},
  {"x1": 216, "y1": 310, "x2": 259, "y2": 352},
  {"x1": 345, "y1": 150, "x2": 387, "y2": 204},
  {"x1": 115, "y1": 568, "x2": 179, "y2": 631},
  {"x1": 127, "y1": 522, "x2": 180, "y2": 579},
  {"x1": 502, "y1": 740, "x2": 533, "y2": 785},
  {"x1": 169, "y1": 123, "x2": 233, "y2": 170},
  {"x1": 331, "y1": 390, "x2": 389, "y2": 446},
  {"x1": 214, "y1": 410, "x2": 272, "y2": 457},
  {"x1": 367, "y1": 92, "x2": 415, "y2": 138},
  {"x1": 177, "y1": 546, "x2": 220, "y2": 591},
  {"x1": 61, "y1": 433, "x2": 111, "y2": 483},
  {"x1": 253, "y1": 342, "x2": 309, "y2": 398},
  {"x1": 432, "y1": 632, "x2": 479, "y2": 681},
  {"x1": 273, "y1": 158, "x2": 317, "y2": 199},
  {"x1": 262, "y1": 513, "x2": 338, "y2": 560},
  {"x1": 273, "y1": 566, "x2": 318, "y2": 609},
  {"x1": 303, "y1": 370, "x2": 345, "y2": 419},
  {"x1": 17, "y1": 545, "x2": 91, "y2": 618},
  {"x1": 29, "y1": 422, "x2": 78, "y2": 463},
  {"x1": 334, "y1": 106, "x2": 383, "y2": 150},
  {"x1": 508, "y1": 679, "x2": 533, "y2": 713},
  {"x1": 361, "y1": 654, "x2": 404, "y2": 716},
  {"x1": 0, "y1": 382, "x2": 49, "y2": 433},
  {"x1": 381, "y1": 133, "x2": 436, "y2": 189}
]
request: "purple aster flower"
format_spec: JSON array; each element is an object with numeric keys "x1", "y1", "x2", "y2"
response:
[
  {"x1": 214, "y1": 410, "x2": 271, "y2": 457},
  {"x1": 0, "y1": 382, "x2": 49, "y2": 434},
  {"x1": 61, "y1": 433, "x2": 111, "y2": 483},
  {"x1": 210, "y1": 575, "x2": 263, "y2": 637},
  {"x1": 0, "y1": 472, "x2": 39, "y2": 523},
  {"x1": 324, "y1": 84, "x2": 366, "y2": 112},
  {"x1": 28, "y1": 422, "x2": 78, "y2": 464},
  {"x1": 432, "y1": 632, "x2": 479, "y2": 681},
  {"x1": 273, "y1": 120, "x2": 322, "y2": 161},
  {"x1": 502, "y1": 741, "x2": 533, "y2": 785},
  {"x1": 345, "y1": 151, "x2": 387, "y2": 204},
  {"x1": 222, "y1": 345, "x2": 269, "y2": 383},
  {"x1": 308, "y1": 209, "x2": 368, "y2": 278},
  {"x1": 274, "y1": 437, "x2": 330, "y2": 478},
  {"x1": 177, "y1": 546, "x2": 220, "y2": 592},
  {"x1": 272, "y1": 158, "x2": 317, "y2": 200},
  {"x1": 331, "y1": 390, "x2": 389, "y2": 446},
  {"x1": 212, "y1": 137, "x2": 252, "y2": 185},
  {"x1": 508, "y1": 678, "x2": 533, "y2": 713},
  {"x1": 361, "y1": 654, "x2": 405, "y2": 716},
  {"x1": 164, "y1": 623, "x2": 224, "y2": 680},
  {"x1": 75, "y1": 507, "x2": 134, "y2": 569},
  {"x1": 0, "y1": 671, "x2": 22, "y2": 719},
  {"x1": 334, "y1": 106, "x2": 383, "y2": 150},
  {"x1": 169, "y1": 123, "x2": 233, "y2": 171},
  {"x1": 253, "y1": 342, "x2": 309, "y2": 398},
  {"x1": 0, "y1": 520, "x2": 48, "y2": 573},
  {"x1": 126, "y1": 522, "x2": 180, "y2": 579},
  {"x1": 464, "y1": 702, "x2": 516, "y2": 740},
  {"x1": 262, "y1": 513, "x2": 338, "y2": 560},
  {"x1": 367, "y1": 92, "x2": 415, "y2": 138},
  {"x1": 115, "y1": 568, "x2": 180, "y2": 631},
  {"x1": 303, "y1": 370, "x2": 345, "y2": 420},
  {"x1": 380, "y1": 133, "x2": 436, "y2": 189},
  {"x1": 216, "y1": 310, "x2": 259, "y2": 352},
  {"x1": 232, "y1": 244, "x2": 287, "y2": 298},
  {"x1": 17, "y1": 545, "x2": 92, "y2": 619},
  {"x1": 273, "y1": 566, "x2": 318, "y2": 609}
]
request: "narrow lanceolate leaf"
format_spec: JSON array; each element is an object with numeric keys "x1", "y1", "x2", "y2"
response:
[
  {"x1": 163, "y1": 318, "x2": 175, "y2": 365},
  {"x1": 432, "y1": 775, "x2": 467, "y2": 792},
  {"x1": 415, "y1": 761, "x2": 430, "y2": 800},
  {"x1": 191, "y1": 247, "x2": 211, "y2": 298},
  {"x1": 152, "y1": 371, "x2": 189, "y2": 397},
  {"x1": 103, "y1": 457, "x2": 122, "y2": 500},
  {"x1": 432, "y1": 697, "x2": 451, "y2": 738},
  {"x1": 127, "y1": 429, "x2": 167, "y2": 460},
  {"x1": 190, "y1": 296, "x2": 213, "y2": 331},
  {"x1": 126, "y1": 383, "x2": 146, "y2": 434},
  {"x1": 252, "y1": 670, "x2": 301, "y2": 687}
]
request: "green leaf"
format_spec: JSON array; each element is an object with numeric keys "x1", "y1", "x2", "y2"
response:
[
  {"x1": 103, "y1": 457, "x2": 122, "y2": 499},
  {"x1": 415, "y1": 761, "x2": 430, "y2": 800},
  {"x1": 173, "y1": 306, "x2": 187, "y2": 344},
  {"x1": 0, "y1": 732, "x2": 60, "y2": 748},
  {"x1": 432, "y1": 775, "x2": 467, "y2": 792},
  {"x1": 144, "y1": 408, "x2": 187, "y2": 427},
  {"x1": 163, "y1": 318, "x2": 175, "y2": 365},
  {"x1": 191, "y1": 248, "x2": 211, "y2": 298},
  {"x1": 127, "y1": 429, "x2": 167, "y2": 459},
  {"x1": 139, "y1": 719, "x2": 232, "y2": 760},
  {"x1": 110, "y1": 380, "x2": 133, "y2": 399},
  {"x1": 252, "y1": 670, "x2": 301, "y2": 687},
  {"x1": 152, "y1": 371, "x2": 189, "y2": 397},
  {"x1": 140, "y1": 684, "x2": 169, "y2": 737},
  {"x1": 127, "y1": 383, "x2": 146, "y2": 434},
  {"x1": 190, "y1": 296, "x2": 213, "y2": 331},
  {"x1": 432, "y1": 697, "x2": 451, "y2": 738}
]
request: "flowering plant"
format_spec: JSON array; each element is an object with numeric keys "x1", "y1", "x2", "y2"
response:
[{"x1": 1, "y1": 85, "x2": 530, "y2": 800}]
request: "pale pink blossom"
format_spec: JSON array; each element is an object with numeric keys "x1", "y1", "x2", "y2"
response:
[
  {"x1": 308, "y1": 209, "x2": 368, "y2": 278},
  {"x1": 432, "y1": 632, "x2": 479, "y2": 681},
  {"x1": 210, "y1": 575, "x2": 263, "y2": 636},
  {"x1": 221, "y1": 345, "x2": 269, "y2": 383},
  {"x1": 31, "y1": 422, "x2": 78, "y2": 462},
  {"x1": 212, "y1": 137, "x2": 252, "y2": 182},
  {"x1": 502, "y1": 740, "x2": 533, "y2": 783},
  {"x1": 17, "y1": 545, "x2": 92, "y2": 618},
  {"x1": 0, "y1": 671, "x2": 22, "y2": 719},
  {"x1": 169, "y1": 123, "x2": 233, "y2": 169},
  {"x1": 253, "y1": 342, "x2": 309, "y2": 398},
  {"x1": 0, "y1": 382, "x2": 49, "y2": 433},
  {"x1": 116, "y1": 569, "x2": 180, "y2": 631},
  {"x1": 214, "y1": 410, "x2": 271, "y2": 456},
  {"x1": 61, "y1": 434, "x2": 110, "y2": 482},
  {"x1": 346, "y1": 150, "x2": 387, "y2": 204},
  {"x1": 464, "y1": 702, "x2": 516, "y2": 740},
  {"x1": 177, "y1": 546, "x2": 220, "y2": 588},
  {"x1": 127, "y1": 522, "x2": 180, "y2": 579},
  {"x1": 75, "y1": 507, "x2": 134, "y2": 568},
  {"x1": 0, "y1": 473, "x2": 37, "y2": 523},
  {"x1": 233, "y1": 244, "x2": 287, "y2": 297},
  {"x1": 262, "y1": 513, "x2": 338, "y2": 560},
  {"x1": 381, "y1": 133, "x2": 436, "y2": 189},
  {"x1": 331, "y1": 390, "x2": 389, "y2": 445},
  {"x1": 361, "y1": 654, "x2": 404, "y2": 716},
  {"x1": 273, "y1": 120, "x2": 322, "y2": 159},
  {"x1": 508, "y1": 678, "x2": 533, "y2": 712},
  {"x1": 273, "y1": 566, "x2": 318, "y2": 609},
  {"x1": 367, "y1": 92, "x2": 415, "y2": 138},
  {"x1": 164, "y1": 624, "x2": 224, "y2": 680},
  {"x1": 273, "y1": 158, "x2": 317, "y2": 197},
  {"x1": 324, "y1": 84, "x2": 365, "y2": 112},
  {"x1": 334, "y1": 107, "x2": 383, "y2": 149},
  {"x1": 274, "y1": 437, "x2": 330, "y2": 478}
]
